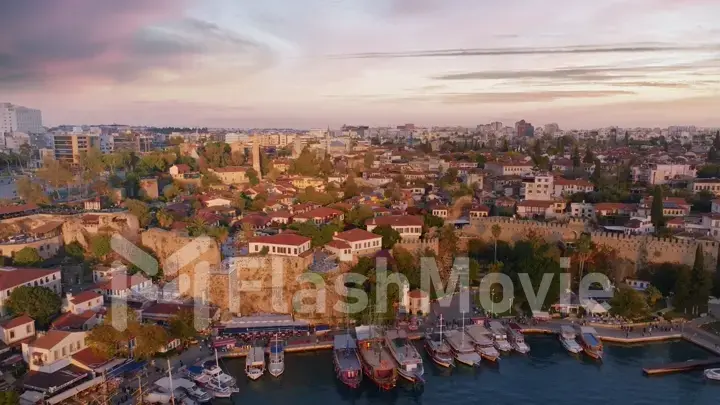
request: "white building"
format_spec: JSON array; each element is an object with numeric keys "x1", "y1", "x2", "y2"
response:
[
  {"x1": 22, "y1": 330, "x2": 87, "y2": 372},
  {"x1": 0, "y1": 103, "x2": 43, "y2": 134},
  {"x1": 0, "y1": 267, "x2": 62, "y2": 316},
  {"x1": 333, "y1": 229, "x2": 383, "y2": 256},
  {"x1": 2, "y1": 131, "x2": 30, "y2": 152},
  {"x1": 523, "y1": 174, "x2": 554, "y2": 201},
  {"x1": 248, "y1": 234, "x2": 312, "y2": 257}
]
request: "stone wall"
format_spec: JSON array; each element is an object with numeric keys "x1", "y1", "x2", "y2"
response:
[
  {"x1": 395, "y1": 238, "x2": 439, "y2": 255},
  {"x1": 463, "y1": 217, "x2": 719, "y2": 271},
  {"x1": 140, "y1": 228, "x2": 221, "y2": 280}
]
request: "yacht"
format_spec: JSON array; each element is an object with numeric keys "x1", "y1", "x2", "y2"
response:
[
  {"x1": 488, "y1": 321, "x2": 512, "y2": 353},
  {"x1": 204, "y1": 378, "x2": 235, "y2": 398},
  {"x1": 507, "y1": 322, "x2": 531, "y2": 354},
  {"x1": 577, "y1": 326, "x2": 603, "y2": 360},
  {"x1": 465, "y1": 324, "x2": 500, "y2": 362},
  {"x1": 167, "y1": 378, "x2": 213, "y2": 403},
  {"x1": 424, "y1": 316, "x2": 455, "y2": 368},
  {"x1": 269, "y1": 335, "x2": 285, "y2": 377},
  {"x1": 559, "y1": 325, "x2": 583, "y2": 354},
  {"x1": 183, "y1": 366, "x2": 211, "y2": 385},
  {"x1": 246, "y1": 346, "x2": 266, "y2": 380},
  {"x1": 355, "y1": 325, "x2": 398, "y2": 390},
  {"x1": 154, "y1": 377, "x2": 208, "y2": 404},
  {"x1": 333, "y1": 333, "x2": 362, "y2": 388},
  {"x1": 444, "y1": 329, "x2": 482, "y2": 367},
  {"x1": 202, "y1": 349, "x2": 236, "y2": 386},
  {"x1": 384, "y1": 328, "x2": 424, "y2": 382},
  {"x1": 705, "y1": 368, "x2": 720, "y2": 381}
]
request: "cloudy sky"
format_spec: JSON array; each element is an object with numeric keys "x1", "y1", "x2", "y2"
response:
[{"x1": 2, "y1": 0, "x2": 719, "y2": 128}]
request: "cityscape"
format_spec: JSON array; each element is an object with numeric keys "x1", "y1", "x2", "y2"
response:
[{"x1": 2, "y1": 1, "x2": 720, "y2": 405}]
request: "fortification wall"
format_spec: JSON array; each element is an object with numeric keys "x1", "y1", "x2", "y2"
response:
[{"x1": 396, "y1": 238, "x2": 439, "y2": 255}]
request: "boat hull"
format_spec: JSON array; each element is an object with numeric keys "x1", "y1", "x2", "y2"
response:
[
  {"x1": 333, "y1": 349, "x2": 363, "y2": 389},
  {"x1": 269, "y1": 365, "x2": 284, "y2": 378},
  {"x1": 455, "y1": 352, "x2": 482, "y2": 367},
  {"x1": 360, "y1": 363, "x2": 397, "y2": 390},
  {"x1": 560, "y1": 338, "x2": 583, "y2": 354},
  {"x1": 705, "y1": 369, "x2": 720, "y2": 380},
  {"x1": 425, "y1": 343, "x2": 454, "y2": 368}
]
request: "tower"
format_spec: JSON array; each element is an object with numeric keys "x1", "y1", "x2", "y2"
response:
[{"x1": 252, "y1": 134, "x2": 262, "y2": 180}]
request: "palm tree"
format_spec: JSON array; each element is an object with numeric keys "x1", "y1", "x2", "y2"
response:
[
  {"x1": 491, "y1": 224, "x2": 502, "y2": 262},
  {"x1": 645, "y1": 285, "x2": 663, "y2": 308},
  {"x1": 188, "y1": 217, "x2": 208, "y2": 237},
  {"x1": 574, "y1": 233, "x2": 592, "y2": 293},
  {"x1": 156, "y1": 209, "x2": 174, "y2": 229}
]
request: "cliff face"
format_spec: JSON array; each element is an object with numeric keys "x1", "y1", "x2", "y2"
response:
[
  {"x1": 140, "y1": 228, "x2": 221, "y2": 281},
  {"x1": 62, "y1": 212, "x2": 140, "y2": 247}
]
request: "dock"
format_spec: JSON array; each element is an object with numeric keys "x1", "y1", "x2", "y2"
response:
[{"x1": 642, "y1": 358, "x2": 720, "y2": 375}]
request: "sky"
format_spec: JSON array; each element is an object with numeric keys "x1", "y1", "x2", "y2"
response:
[{"x1": 1, "y1": 0, "x2": 720, "y2": 129}]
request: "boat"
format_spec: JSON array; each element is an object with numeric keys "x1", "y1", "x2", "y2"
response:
[
  {"x1": 464, "y1": 324, "x2": 500, "y2": 362},
  {"x1": 488, "y1": 321, "x2": 513, "y2": 353},
  {"x1": 246, "y1": 346, "x2": 266, "y2": 380},
  {"x1": 704, "y1": 368, "x2": 720, "y2": 380},
  {"x1": 355, "y1": 325, "x2": 398, "y2": 390},
  {"x1": 507, "y1": 322, "x2": 531, "y2": 354},
  {"x1": 203, "y1": 350, "x2": 237, "y2": 386},
  {"x1": 333, "y1": 333, "x2": 363, "y2": 388},
  {"x1": 444, "y1": 329, "x2": 482, "y2": 366},
  {"x1": 268, "y1": 334, "x2": 285, "y2": 377},
  {"x1": 384, "y1": 328, "x2": 425, "y2": 382},
  {"x1": 204, "y1": 378, "x2": 235, "y2": 398},
  {"x1": 424, "y1": 315, "x2": 455, "y2": 368},
  {"x1": 155, "y1": 377, "x2": 212, "y2": 403},
  {"x1": 145, "y1": 390, "x2": 197, "y2": 405},
  {"x1": 183, "y1": 366, "x2": 211, "y2": 385},
  {"x1": 559, "y1": 325, "x2": 583, "y2": 354},
  {"x1": 577, "y1": 326, "x2": 603, "y2": 360}
]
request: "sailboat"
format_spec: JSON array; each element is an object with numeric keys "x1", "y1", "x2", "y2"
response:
[
  {"x1": 333, "y1": 333, "x2": 362, "y2": 388},
  {"x1": 355, "y1": 325, "x2": 398, "y2": 390},
  {"x1": 269, "y1": 334, "x2": 285, "y2": 377},
  {"x1": 465, "y1": 324, "x2": 501, "y2": 362},
  {"x1": 384, "y1": 328, "x2": 424, "y2": 382},
  {"x1": 203, "y1": 349, "x2": 237, "y2": 387},
  {"x1": 424, "y1": 314, "x2": 455, "y2": 368}
]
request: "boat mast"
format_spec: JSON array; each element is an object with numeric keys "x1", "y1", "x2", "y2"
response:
[
  {"x1": 167, "y1": 358, "x2": 176, "y2": 405},
  {"x1": 215, "y1": 348, "x2": 220, "y2": 368}
]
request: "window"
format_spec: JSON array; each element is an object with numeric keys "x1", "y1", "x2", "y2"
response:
[
  {"x1": 9, "y1": 331, "x2": 15, "y2": 339},
  {"x1": 26, "y1": 324, "x2": 31, "y2": 333}
]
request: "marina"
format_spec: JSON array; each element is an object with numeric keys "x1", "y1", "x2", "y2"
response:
[{"x1": 464, "y1": 324, "x2": 501, "y2": 362}]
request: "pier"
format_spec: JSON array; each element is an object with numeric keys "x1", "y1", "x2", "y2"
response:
[{"x1": 643, "y1": 358, "x2": 720, "y2": 376}]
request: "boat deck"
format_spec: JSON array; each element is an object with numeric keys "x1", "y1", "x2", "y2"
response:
[
  {"x1": 445, "y1": 330, "x2": 475, "y2": 352},
  {"x1": 386, "y1": 329, "x2": 422, "y2": 364},
  {"x1": 358, "y1": 341, "x2": 394, "y2": 370},
  {"x1": 335, "y1": 348, "x2": 361, "y2": 371},
  {"x1": 465, "y1": 325, "x2": 494, "y2": 346}
]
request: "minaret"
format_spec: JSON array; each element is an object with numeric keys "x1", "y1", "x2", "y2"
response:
[{"x1": 252, "y1": 134, "x2": 262, "y2": 180}]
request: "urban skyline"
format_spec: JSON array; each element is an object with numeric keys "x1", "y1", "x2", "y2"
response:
[{"x1": 1, "y1": 0, "x2": 720, "y2": 128}]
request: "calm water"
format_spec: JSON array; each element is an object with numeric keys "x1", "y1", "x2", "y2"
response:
[{"x1": 218, "y1": 337, "x2": 720, "y2": 405}]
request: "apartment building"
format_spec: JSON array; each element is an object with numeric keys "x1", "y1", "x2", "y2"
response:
[
  {"x1": 522, "y1": 173, "x2": 554, "y2": 201},
  {"x1": 365, "y1": 215, "x2": 423, "y2": 239},
  {"x1": 22, "y1": 330, "x2": 87, "y2": 372},
  {"x1": 53, "y1": 132, "x2": 100, "y2": 165},
  {"x1": 1, "y1": 103, "x2": 43, "y2": 134},
  {"x1": 485, "y1": 162, "x2": 534, "y2": 176},
  {"x1": 632, "y1": 163, "x2": 696, "y2": 185},
  {"x1": 690, "y1": 179, "x2": 720, "y2": 196},
  {"x1": 248, "y1": 234, "x2": 312, "y2": 257}
]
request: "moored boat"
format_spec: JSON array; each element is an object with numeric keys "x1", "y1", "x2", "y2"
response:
[
  {"x1": 507, "y1": 322, "x2": 531, "y2": 354},
  {"x1": 170, "y1": 378, "x2": 213, "y2": 403},
  {"x1": 183, "y1": 366, "x2": 211, "y2": 385},
  {"x1": 704, "y1": 368, "x2": 720, "y2": 381},
  {"x1": 333, "y1": 333, "x2": 363, "y2": 388},
  {"x1": 355, "y1": 325, "x2": 398, "y2": 390},
  {"x1": 577, "y1": 326, "x2": 603, "y2": 360},
  {"x1": 268, "y1": 334, "x2": 285, "y2": 378},
  {"x1": 424, "y1": 315, "x2": 455, "y2": 368},
  {"x1": 384, "y1": 328, "x2": 424, "y2": 382},
  {"x1": 559, "y1": 325, "x2": 583, "y2": 354},
  {"x1": 246, "y1": 346, "x2": 266, "y2": 380},
  {"x1": 464, "y1": 324, "x2": 500, "y2": 362},
  {"x1": 444, "y1": 329, "x2": 482, "y2": 367},
  {"x1": 204, "y1": 378, "x2": 235, "y2": 398},
  {"x1": 488, "y1": 321, "x2": 513, "y2": 353}
]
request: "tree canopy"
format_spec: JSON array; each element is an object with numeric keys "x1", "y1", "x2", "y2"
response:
[
  {"x1": 372, "y1": 225, "x2": 401, "y2": 250},
  {"x1": 13, "y1": 247, "x2": 41, "y2": 266},
  {"x1": 6, "y1": 286, "x2": 61, "y2": 326}
]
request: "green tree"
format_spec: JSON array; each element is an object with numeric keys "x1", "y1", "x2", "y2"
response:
[
  {"x1": 424, "y1": 214, "x2": 445, "y2": 229},
  {"x1": 156, "y1": 208, "x2": 174, "y2": 228},
  {"x1": 574, "y1": 233, "x2": 592, "y2": 291},
  {"x1": 609, "y1": 285, "x2": 650, "y2": 320},
  {"x1": 13, "y1": 247, "x2": 41, "y2": 266},
  {"x1": 364, "y1": 152, "x2": 376, "y2": 170},
  {"x1": 645, "y1": 285, "x2": 663, "y2": 308},
  {"x1": 672, "y1": 266, "x2": 692, "y2": 313},
  {"x1": 343, "y1": 175, "x2": 359, "y2": 198},
  {"x1": 392, "y1": 246, "x2": 420, "y2": 289},
  {"x1": 90, "y1": 234, "x2": 112, "y2": 261},
  {"x1": 163, "y1": 184, "x2": 180, "y2": 200},
  {"x1": 571, "y1": 146, "x2": 581, "y2": 167},
  {"x1": 372, "y1": 225, "x2": 401, "y2": 249},
  {"x1": 65, "y1": 241, "x2": 86, "y2": 262},
  {"x1": 125, "y1": 199, "x2": 151, "y2": 227},
  {"x1": 650, "y1": 186, "x2": 665, "y2": 228},
  {"x1": 16, "y1": 176, "x2": 49, "y2": 204},
  {"x1": 346, "y1": 206, "x2": 374, "y2": 227},
  {"x1": 583, "y1": 148, "x2": 594, "y2": 165},
  {"x1": 0, "y1": 391, "x2": 19, "y2": 405},
  {"x1": 36, "y1": 157, "x2": 73, "y2": 199},
  {"x1": 246, "y1": 168, "x2": 259, "y2": 185},
  {"x1": 169, "y1": 309, "x2": 198, "y2": 343},
  {"x1": 491, "y1": 224, "x2": 502, "y2": 262},
  {"x1": 690, "y1": 245, "x2": 712, "y2": 314},
  {"x1": 6, "y1": 286, "x2": 61, "y2": 326}
]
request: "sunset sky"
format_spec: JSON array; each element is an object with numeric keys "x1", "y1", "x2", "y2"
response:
[{"x1": 1, "y1": 0, "x2": 719, "y2": 128}]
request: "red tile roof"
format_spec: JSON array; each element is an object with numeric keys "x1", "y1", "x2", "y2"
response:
[
  {"x1": 71, "y1": 347, "x2": 112, "y2": 368},
  {"x1": 249, "y1": 234, "x2": 311, "y2": 246},
  {"x1": 31, "y1": 330, "x2": 73, "y2": 350},
  {"x1": 51, "y1": 311, "x2": 95, "y2": 330},
  {"x1": 325, "y1": 240, "x2": 351, "y2": 250},
  {"x1": 0, "y1": 268, "x2": 60, "y2": 291},
  {"x1": 93, "y1": 274, "x2": 149, "y2": 290},
  {"x1": 69, "y1": 291, "x2": 101, "y2": 305},
  {"x1": 0, "y1": 203, "x2": 39, "y2": 216},
  {"x1": 334, "y1": 228, "x2": 381, "y2": 243},
  {"x1": 0, "y1": 315, "x2": 33, "y2": 329},
  {"x1": 517, "y1": 200, "x2": 554, "y2": 208},
  {"x1": 469, "y1": 204, "x2": 490, "y2": 212},
  {"x1": 293, "y1": 207, "x2": 343, "y2": 220}
]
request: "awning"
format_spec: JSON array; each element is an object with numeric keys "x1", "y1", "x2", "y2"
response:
[
  {"x1": 45, "y1": 377, "x2": 104, "y2": 405},
  {"x1": 106, "y1": 360, "x2": 146, "y2": 378},
  {"x1": 213, "y1": 338, "x2": 236, "y2": 348}
]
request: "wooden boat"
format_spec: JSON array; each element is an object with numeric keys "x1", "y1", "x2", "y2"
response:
[
  {"x1": 245, "y1": 346, "x2": 266, "y2": 380},
  {"x1": 559, "y1": 325, "x2": 583, "y2": 354},
  {"x1": 488, "y1": 321, "x2": 512, "y2": 353},
  {"x1": 507, "y1": 322, "x2": 530, "y2": 354},
  {"x1": 444, "y1": 329, "x2": 482, "y2": 366},
  {"x1": 355, "y1": 325, "x2": 397, "y2": 390},
  {"x1": 577, "y1": 326, "x2": 603, "y2": 360},
  {"x1": 424, "y1": 315, "x2": 455, "y2": 368},
  {"x1": 465, "y1": 324, "x2": 500, "y2": 362},
  {"x1": 385, "y1": 328, "x2": 424, "y2": 382},
  {"x1": 333, "y1": 333, "x2": 362, "y2": 388}
]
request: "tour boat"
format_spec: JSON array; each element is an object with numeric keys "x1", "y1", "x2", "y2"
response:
[
  {"x1": 507, "y1": 322, "x2": 531, "y2": 354},
  {"x1": 205, "y1": 378, "x2": 235, "y2": 398},
  {"x1": 704, "y1": 368, "x2": 720, "y2": 381},
  {"x1": 183, "y1": 366, "x2": 211, "y2": 385},
  {"x1": 488, "y1": 321, "x2": 513, "y2": 353},
  {"x1": 171, "y1": 378, "x2": 213, "y2": 403},
  {"x1": 246, "y1": 346, "x2": 266, "y2": 380},
  {"x1": 268, "y1": 335, "x2": 285, "y2": 378},
  {"x1": 577, "y1": 326, "x2": 603, "y2": 360},
  {"x1": 464, "y1": 324, "x2": 501, "y2": 362},
  {"x1": 444, "y1": 329, "x2": 482, "y2": 367},
  {"x1": 355, "y1": 325, "x2": 398, "y2": 390},
  {"x1": 424, "y1": 316, "x2": 455, "y2": 368},
  {"x1": 559, "y1": 325, "x2": 583, "y2": 354},
  {"x1": 384, "y1": 328, "x2": 425, "y2": 382},
  {"x1": 333, "y1": 333, "x2": 363, "y2": 388}
]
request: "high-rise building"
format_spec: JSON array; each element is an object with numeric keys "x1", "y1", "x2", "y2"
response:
[
  {"x1": 53, "y1": 132, "x2": 100, "y2": 165},
  {"x1": 515, "y1": 120, "x2": 534, "y2": 138},
  {"x1": 252, "y1": 135, "x2": 262, "y2": 180},
  {"x1": 1, "y1": 103, "x2": 43, "y2": 134}
]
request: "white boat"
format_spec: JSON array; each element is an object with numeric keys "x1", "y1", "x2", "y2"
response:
[
  {"x1": 488, "y1": 321, "x2": 512, "y2": 353},
  {"x1": 444, "y1": 330, "x2": 482, "y2": 367},
  {"x1": 705, "y1": 368, "x2": 720, "y2": 380},
  {"x1": 183, "y1": 366, "x2": 211, "y2": 385},
  {"x1": 246, "y1": 346, "x2": 266, "y2": 380},
  {"x1": 424, "y1": 315, "x2": 455, "y2": 368},
  {"x1": 507, "y1": 322, "x2": 530, "y2": 354},
  {"x1": 205, "y1": 378, "x2": 235, "y2": 398},
  {"x1": 155, "y1": 377, "x2": 212, "y2": 403},
  {"x1": 559, "y1": 325, "x2": 583, "y2": 354},
  {"x1": 204, "y1": 349, "x2": 236, "y2": 386},
  {"x1": 269, "y1": 335, "x2": 285, "y2": 377},
  {"x1": 465, "y1": 324, "x2": 501, "y2": 362},
  {"x1": 384, "y1": 328, "x2": 424, "y2": 382}
]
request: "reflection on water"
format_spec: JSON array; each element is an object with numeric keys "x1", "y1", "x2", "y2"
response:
[{"x1": 219, "y1": 337, "x2": 720, "y2": 405}]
